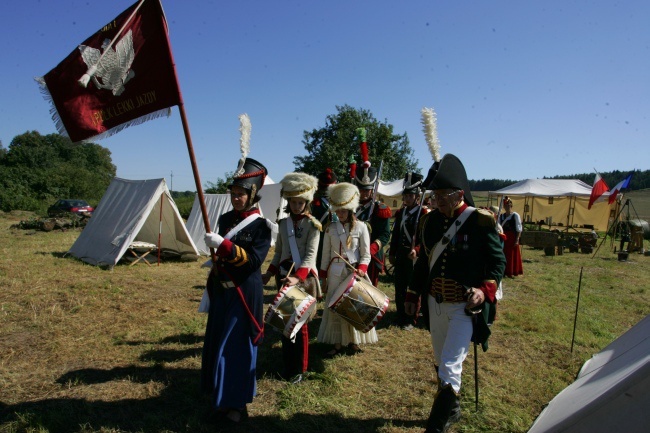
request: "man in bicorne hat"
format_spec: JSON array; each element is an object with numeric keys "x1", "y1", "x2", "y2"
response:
[
  {"x1": 405, "y1": 154, "x2": 505, "y2": 433},
  {"x1": 388, "y1": 172, "x2": 428, "y2": 330},
  {"x1": 354, "y1": 165, "x2": 392, "y2": 287}
]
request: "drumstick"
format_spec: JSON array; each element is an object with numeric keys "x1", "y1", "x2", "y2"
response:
[
  {"x1": 280, "y1": 263, "x2": 296, "y2": 289},
  {"x1": 334, "y1": 251, "x2": 357, "y2": 271},
  {"x1": 333, "y1": 252, "x2": 373, "y2": 283}
]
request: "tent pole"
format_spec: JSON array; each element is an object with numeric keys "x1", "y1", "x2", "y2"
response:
[
  {"x1": 158, "y1": 192, "x2": 163, "y2": 266},
  {"x1": 177, "y1": 102, "x2": 216, "y2": 262}
]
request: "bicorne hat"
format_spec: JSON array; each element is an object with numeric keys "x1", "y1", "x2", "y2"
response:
[{"x1": 422, "y1": 153, "x2": 474, "y2": 207}]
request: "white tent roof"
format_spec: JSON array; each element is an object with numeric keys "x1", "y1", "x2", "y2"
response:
[
  {"x1": 69, "y1": 178, "x2": 198, "y2": 268},
  {"x1": 490, "y1": 179, "x2": 613, "y2": 198},
  {"x1": 377, "y1": 179, "x2": 406, "y2": 198},
  {"x1": 528, "y1": 314, "x2": 650, "y2": 432},
  {"x1": 186, "y1": 184, "x2": 287, "y2": 255}
]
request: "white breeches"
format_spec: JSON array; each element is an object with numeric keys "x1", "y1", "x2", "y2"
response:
[{"x1": 427, "y1": 295, "x2": 473, "y2": 393}]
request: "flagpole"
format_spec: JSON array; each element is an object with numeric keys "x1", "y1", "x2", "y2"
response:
[
  {"x1": 177, "y1": 102, "x2": 216, "y2": 261},
  {"x1": 159, "y1": 5, "x2": 216, "y2": 261}
]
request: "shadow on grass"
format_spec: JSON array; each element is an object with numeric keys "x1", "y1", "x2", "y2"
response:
[
  {"x1": 1, "y1": 329, "x2": 420, "y2": 433},
  {"x1": 1, "y1": 392, "x2": 423, "y2": 433}
]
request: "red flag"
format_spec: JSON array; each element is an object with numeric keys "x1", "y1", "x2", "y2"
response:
[
  {"x1": 36, "y1": 0, "x2": 181, "y2": 142},
  {"x1": 587, "y1": 173, "x2": 609, "y2": 210}
]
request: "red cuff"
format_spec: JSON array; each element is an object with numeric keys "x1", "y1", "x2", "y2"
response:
[
  {"x1": 319, "y1": 269, "x2": 328, "y2": 279},
  {"x1": 478, "y1": 281, "x2": 497, "y2": 303},
  {"x1": 499, "y1": 233, "x2": 507, "y2": 241},
  {"x1": 216, "y1": 238, "x2": 234, "y2": 257},
  {"x1": 357, "y1": 263, "x2": 368, "y2": 273},
  {"x1": 370, "y1": 242, "x2": 379, "y2": 256},
  {"x1": 294, "y1": 267, "x2": 309, "y2": 281},
  {"x1": 267, "y1": 264, "x2": 278, "y2": 275}
]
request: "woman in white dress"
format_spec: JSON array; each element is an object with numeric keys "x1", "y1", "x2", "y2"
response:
[{"x1": 317, "y1": 182, "x2": 378, "y2": 357}]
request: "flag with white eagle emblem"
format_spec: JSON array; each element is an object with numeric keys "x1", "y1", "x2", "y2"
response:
[{"x1": 36, "y1": 0, "x2": 181, "y2": 142}]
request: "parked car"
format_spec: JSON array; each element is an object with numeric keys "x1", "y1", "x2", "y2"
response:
[{"x1": 47, "y1": 199, "x2": 94, "y2": 217}]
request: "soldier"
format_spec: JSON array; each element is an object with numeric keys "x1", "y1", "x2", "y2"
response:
[
  {"x1": 311, "y1": 168, "x2": 338, "y2": 275},
  {"x1": 405, "y1": 154, "x2": 505, "y2": 433},
  {"x1": 202, "y1": 156, "x2": 273, "y2": 423},
  {"x1": 388, "y1": 172, "x2": 428, "y2": 330},
  {"x1": 354, "y1": 165, "x2": 392, "y2": 287},
  {"x1": 263, "y1": 172, "x2": 321, "y2": 384}
]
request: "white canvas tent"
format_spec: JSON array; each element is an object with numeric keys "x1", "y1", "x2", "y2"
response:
[
  {"x1": 489, "y1": 179, "x2": 617, "y2": 231},
  {"x1": 185, "y1": 178, "x2": 286, "y2": 255},
  {"x1": 69, "y1": 178, "x2": 198, "y2": 268},
  {"x1": 528, "y1": 314, "x2": 650, "y2": 433}
]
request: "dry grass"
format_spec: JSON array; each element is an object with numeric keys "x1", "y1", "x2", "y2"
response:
[{"x1": 0, "y1": 210, "x2": 648, "y2": 433}]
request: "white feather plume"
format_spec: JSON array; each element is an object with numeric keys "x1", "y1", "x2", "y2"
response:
[
  {"x1": 421, "y1": 107, "x2": 440, "y2": 162},
  {"x1": 235, "y1": 113, "x2": 251, "y2": 176}
]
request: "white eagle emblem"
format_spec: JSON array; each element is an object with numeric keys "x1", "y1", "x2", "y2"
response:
[{"x1": 78, "y1": 30, "x2": 135, "y2": 96}]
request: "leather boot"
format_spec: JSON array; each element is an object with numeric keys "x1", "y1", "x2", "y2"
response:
[{"x1": 424, "y1": 384, "x2": 460, "y2": 433}]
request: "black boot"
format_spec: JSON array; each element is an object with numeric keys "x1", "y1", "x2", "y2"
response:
[{"x1": 424, "y1": 384, "x2": 461, "y2": 433}]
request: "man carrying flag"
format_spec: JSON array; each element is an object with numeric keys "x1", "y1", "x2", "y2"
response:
[{"x1": 587, "y1": 172, "x2": 609, "y2": 210}]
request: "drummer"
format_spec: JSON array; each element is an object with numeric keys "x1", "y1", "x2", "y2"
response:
[
  {"x1": 262, "y1": 172, "x2": 321, "y2": 384},
  {"x1": 317, "y1": 182, "x2": 378, "y2": 357}
]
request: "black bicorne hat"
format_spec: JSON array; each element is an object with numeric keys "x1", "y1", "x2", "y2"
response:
[
  {"x1": 403, "y1": 172, "x2": 424, "y2": 195},
  {"x1": 229, "y1": 157, "x2": 268, "y2": 200},
  {"x1": 354, "y1": 166, "x2": 378, "y2": 190},
  {"x1": 423, "y1": 154, "x2": 474, "y2": 207}
]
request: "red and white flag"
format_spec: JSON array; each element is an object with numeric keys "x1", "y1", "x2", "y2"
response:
[
  {"x1": 587, "y1": 173, "x2": 609, "y2": 210},
  {"x1": 36, "y1": 0, "x2": 181, "y2": 142}
]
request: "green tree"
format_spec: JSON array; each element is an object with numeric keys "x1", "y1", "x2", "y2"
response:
[
  {"x1": 293, "y1": 105, "x2": 418, "y2": 181},
  {"x1": 204, "y1": 171, "x2": 234, "y2": 194},
  {"x1": 0, "y1": 131, "x2": 116, "y2": 212}
]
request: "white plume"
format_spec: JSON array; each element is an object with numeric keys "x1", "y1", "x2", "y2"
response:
[
  {"x1": 235, "y1": 113, "x2": 251, "y2": 176},
  {"x1": 421, "y1": 107, "x2": 440, "y2": 162}
]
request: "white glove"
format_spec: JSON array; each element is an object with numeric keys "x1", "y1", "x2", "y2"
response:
[{"x1": 204, "y1": 232, "x2": 224, "y2": 248}]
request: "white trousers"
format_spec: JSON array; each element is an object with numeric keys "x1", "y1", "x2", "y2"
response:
[{"x1": 427, "y1": 295, "x2": 473, "y2": 393}]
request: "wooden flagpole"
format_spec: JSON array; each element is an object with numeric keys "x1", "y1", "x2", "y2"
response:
[{"x1": 177, "y1": 102, "x2": 216, "y2": 261}]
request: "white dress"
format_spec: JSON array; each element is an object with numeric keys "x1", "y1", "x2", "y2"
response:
[{"x1": 317, "y1": 219, "x2": 378, "y2": 346}]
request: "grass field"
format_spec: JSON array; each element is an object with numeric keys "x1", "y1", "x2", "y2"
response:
[{"x1": 0, "y1": 209, "x2": 648, "y2": 433}]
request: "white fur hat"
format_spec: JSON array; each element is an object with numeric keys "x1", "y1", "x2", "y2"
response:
[
  {"x1": 328, "y1": 182, "x2": 359, "y2": 211},
  {"x1": 280, "y1": 172, "x2": 318, "y2": 202}
]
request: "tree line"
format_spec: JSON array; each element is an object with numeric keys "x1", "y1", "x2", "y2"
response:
[{"x1": 2, "y1": 106, "x2": 648, "y2": 214}]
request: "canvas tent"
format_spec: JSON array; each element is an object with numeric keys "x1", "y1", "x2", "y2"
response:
[
  {"x1": 185, "y1": 177, "x2": 287, "y2": 255},
  {"x1": 69, "y1": 178, "x2": 198, "y2": 268},
  {"x1": 489, "y1": 179, "x2": 618, "y2": 231},
  {"x1": 528, "y1": 314, "x2": 650, "y2": 433}
]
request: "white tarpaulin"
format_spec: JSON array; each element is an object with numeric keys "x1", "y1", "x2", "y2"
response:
[
  {"x1": 186, "y1": 179, "x2": 286, "y2": 255},
  {"x1": 528, "y1": 314, "x2": 650, "y2": 433},
  {"x1": 68, "y1": 178, "x2": 199, "y2": 268}
]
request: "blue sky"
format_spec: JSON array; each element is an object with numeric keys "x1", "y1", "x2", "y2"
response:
[{"x1": 1, "y1": 0, "x2": 648, "y2": 191}]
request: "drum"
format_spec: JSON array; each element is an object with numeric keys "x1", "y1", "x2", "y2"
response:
[
  {"x1": 264, "y1": 284, "x2": 316, "y2": 340},
  {"x1": 328, "y1": 274, "x2": 390, "y2": 332}
]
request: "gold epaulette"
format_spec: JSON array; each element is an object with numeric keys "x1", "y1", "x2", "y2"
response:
[
  {"x1": 307, "y1": 214, "x2": 323, "y2": 232},
  {"x1": 476, "y1": 208, "x2": 497, "y2": 228}
]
